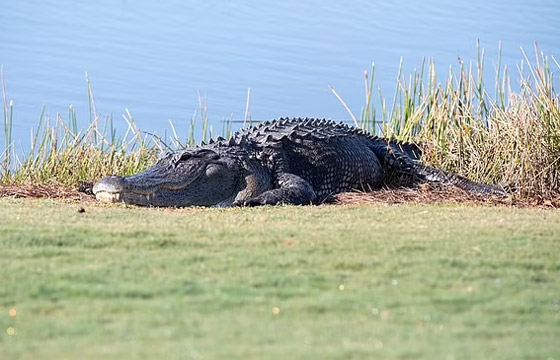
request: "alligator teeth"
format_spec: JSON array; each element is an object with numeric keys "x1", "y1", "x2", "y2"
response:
[{"x1": 95, "y1": 191, "x2": 120, "y2": 203}]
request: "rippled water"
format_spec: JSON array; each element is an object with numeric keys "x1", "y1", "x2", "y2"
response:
[{"x1": 1, "y1": 0, "x2": 558, "y2": 144}]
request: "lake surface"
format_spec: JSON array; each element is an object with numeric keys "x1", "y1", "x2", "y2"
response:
[{"x1": 1, "y1": 0, "x2": 558, "y2": 146}]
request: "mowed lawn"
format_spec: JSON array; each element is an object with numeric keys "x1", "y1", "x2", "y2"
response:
[{"x1": 0, "y1": 197, "x2": 559, "y2": 360}]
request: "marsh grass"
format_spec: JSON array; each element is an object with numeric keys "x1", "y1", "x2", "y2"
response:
[
  {"x1": 1, "y1": 73, "x2": 202, "y2": 186},
  {"x1": 0, "y1": 70, "x2": 240, "y2": 186},
  {"x1": 352, "y1": 43, "x2": 560, "y2": 198},
  {"x1": 1, "y1": 44, "x2": 559, "y2": 197}
]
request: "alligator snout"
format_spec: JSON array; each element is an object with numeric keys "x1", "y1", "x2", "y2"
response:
[{"x1": 93, "y1": 175, "x2": 128, "y2": 202}]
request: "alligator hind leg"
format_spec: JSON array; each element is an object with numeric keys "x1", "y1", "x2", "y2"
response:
[{"x1": 235, "y1": 173, "x2": 316, "y2": 206}]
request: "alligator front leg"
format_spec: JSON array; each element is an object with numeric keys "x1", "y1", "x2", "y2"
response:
[{"x1": 235, "y1": 173, "x2": 316, "y2": 206}]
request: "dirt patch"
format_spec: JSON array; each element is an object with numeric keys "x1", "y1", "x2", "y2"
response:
[
  {"x1": 336, "y1": 184, "x2": 560, "y2": 209},
  {"x1": 0, "y1": 184, "x2": 95, "y2": 202},
  {"x1": 1, "y1": 183, "x2": 558, "y2": 209}
]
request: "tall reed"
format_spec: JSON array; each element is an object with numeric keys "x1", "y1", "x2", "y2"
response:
[
  {"x1": 351, "y1": 43, "x2": 559, "y2": 198},
  {"x1": 0, "y1": 74, "x2": 213, "y2": 186},
  {"x1": 1, "y1": 65, "x2": 14, "y2": 173}
]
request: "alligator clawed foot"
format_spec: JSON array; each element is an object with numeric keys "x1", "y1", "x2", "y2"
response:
[
  {"x1": 244, "y1": 199, "x2": 263, "y2": 207},
  {"x1": 233, "y1": 195, "x2": 278, "y2": 207},
  {"x1": 234, "y1": 198, "x2": 269, "y2": 207},
  {"x1": 232, "y1": 200, "x2": 245, "y2": 207}
]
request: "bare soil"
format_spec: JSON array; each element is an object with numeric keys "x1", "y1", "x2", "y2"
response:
[
  {"x1": 0, "y1": 184, "x2": 94, "y2": 202},
  {"x1": 336, "y1": 183, "x2": 560, "y2": 208}
]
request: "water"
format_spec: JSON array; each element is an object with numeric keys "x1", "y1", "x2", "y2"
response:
[{"x1": 1, "y1": 0, "x2": 558, "y2": 146}]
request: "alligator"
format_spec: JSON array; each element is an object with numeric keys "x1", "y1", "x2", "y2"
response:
[{"x1": 93, "y1": 117, "x2": 505, "y2": 207}]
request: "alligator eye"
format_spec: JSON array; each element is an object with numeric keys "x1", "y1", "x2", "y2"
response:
[
  {"x1": 205, "y1": 164, "x2": 225, "y2": 178},
  {"x1": 179, "y1": 152, "x2": 191, "y2": 161}
]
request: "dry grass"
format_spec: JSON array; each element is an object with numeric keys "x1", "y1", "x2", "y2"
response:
[
  {"x1": 2, "y1": 183, "x2": 558, "y2": 209},
  {"x1": 0, "y1": 183, "x2": 94, "y2": 201},
  {"x1": 337, "y1": 184, "x2": 560, "y2": 209},
  {"x1": 353, "y1": 44, "x2": 560, "y2": 199}
]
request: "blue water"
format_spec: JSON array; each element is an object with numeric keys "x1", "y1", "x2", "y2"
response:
[{"x1": 1, "y1": 0, "x2": 558, "y2": 145}]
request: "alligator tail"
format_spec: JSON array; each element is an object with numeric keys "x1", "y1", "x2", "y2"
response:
[
  {"x1": 409, "y1": 162, "x2": 506, "y2": 195},
  {"x1": 370, "y1": 138, "x2": 506, "y2": 196}
]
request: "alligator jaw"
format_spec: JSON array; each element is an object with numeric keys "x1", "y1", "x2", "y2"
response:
[
  {"x1": 93, "y1": 175, "x2": 124, "y2": 203},
  {"x1": 92, "y1": 165, "x2": 240, "y2": 207},
  {"x1": 93, "y1": 175, "x2": 155, "y2": 204},
  {"x1": 95, "y1": 190, "x2": 121, "y2": 203},
  {"x1": 94, "y1": 189, "x2": 157, "y2": 204},
  {"x1": 93, "y1": 176, "x2": 166, "y2": 205}
]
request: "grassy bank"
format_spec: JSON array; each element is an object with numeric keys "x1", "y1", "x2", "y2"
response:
[
  {"x1": 2, "y1": 45, "x2": 560, "y2": 197},
  {"x1": 364, "y1": 45, "x2": 560, "y2": 199},
  {"x1": 1, "y1": 198, "x2": 559, "y2": 359}
]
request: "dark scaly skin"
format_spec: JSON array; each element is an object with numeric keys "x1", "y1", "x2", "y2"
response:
[{"x1": 92, "y1": 118, "x2": 505, "y2": 207}]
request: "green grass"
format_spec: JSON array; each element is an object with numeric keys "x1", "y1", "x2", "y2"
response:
[{"x1": 1, "y1": 198, "x2": 559, "y2": 359}]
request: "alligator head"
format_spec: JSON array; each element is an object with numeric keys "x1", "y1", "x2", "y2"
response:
[{"x1": 93, "y1": 148, "x2": 246, "y2": 207}]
